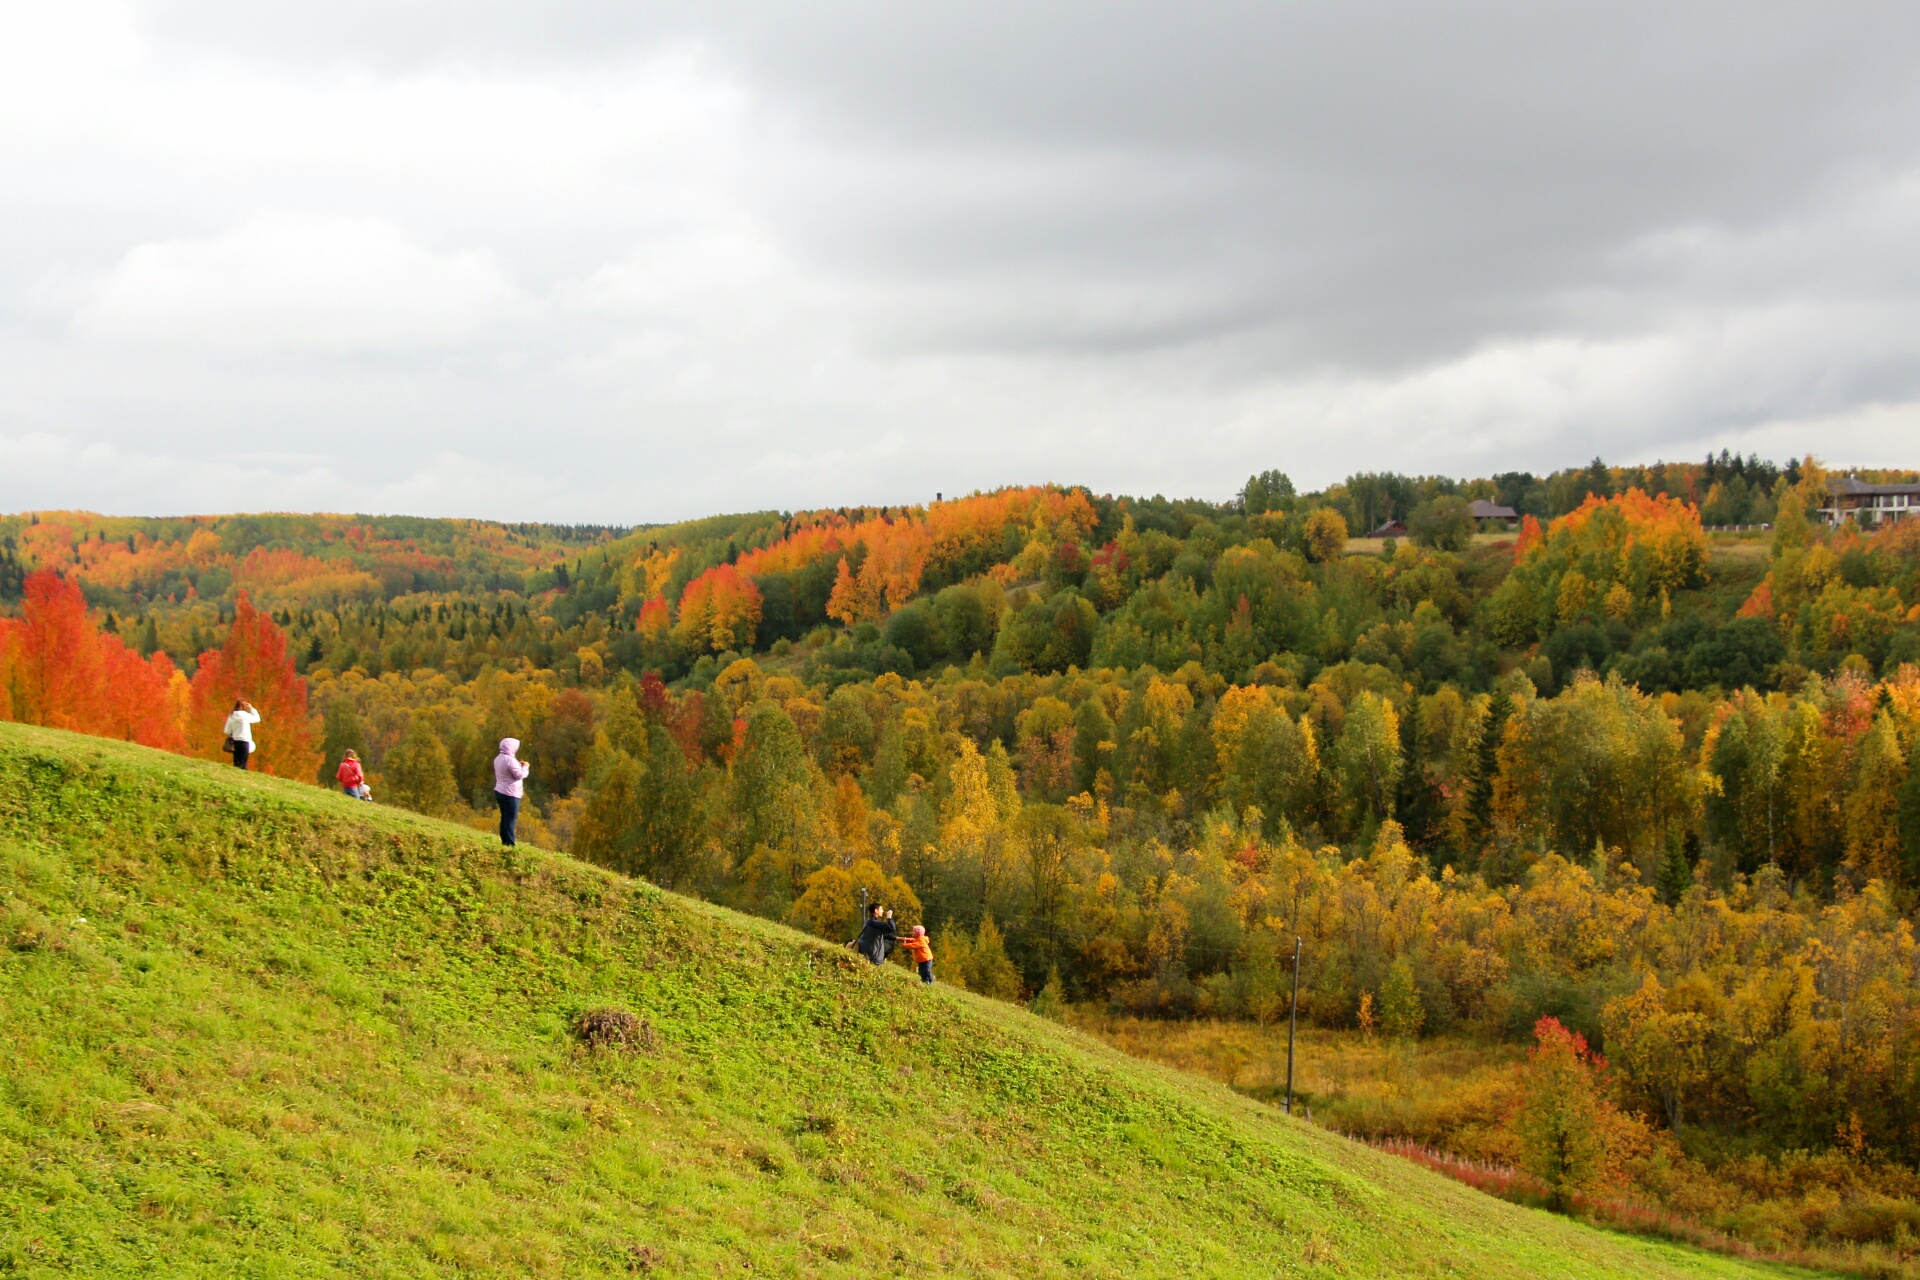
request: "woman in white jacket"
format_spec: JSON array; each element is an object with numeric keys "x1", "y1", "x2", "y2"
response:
[{"x1": 224, "y1": 699, "x2": 261, "y2": 769}]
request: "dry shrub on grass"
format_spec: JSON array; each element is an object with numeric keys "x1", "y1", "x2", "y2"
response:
[{"x1": 572, "y1": 1008, "x2": 657, "y2": 1053}]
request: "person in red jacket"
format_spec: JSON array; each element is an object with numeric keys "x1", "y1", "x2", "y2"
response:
[{"x1": 335, "y1": 749, "x2": 372, "y2": 801}]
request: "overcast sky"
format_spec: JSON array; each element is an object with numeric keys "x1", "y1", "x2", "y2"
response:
[{"x1": 4, "y1": 2, "x2": 1919, "y2": 522}]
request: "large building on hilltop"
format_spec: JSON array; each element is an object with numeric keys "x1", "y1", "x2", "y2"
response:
[{"x1": 1819, "y1": 475, "x2": 1920, "y2": 526}]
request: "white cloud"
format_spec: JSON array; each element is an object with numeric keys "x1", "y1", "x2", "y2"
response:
[
  {"x1": 0, "y1": 429, "x2": 573, "y2": 518},
  {"x1": 2, "y1": 1, "x2": 1920, "y2": 521},
  {"x1": 73, "y1": 214, "x2": 519, "y2": 354}
]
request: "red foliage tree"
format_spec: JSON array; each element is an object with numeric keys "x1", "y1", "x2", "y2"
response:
[
  {"x1": 1513, "y1": 1016, "x2": 1619, "y2": 1210},
  {"x1": 647, "y1": 676, "x2": 706, "y2": 766},
  {"x1": 637, "y1": 670, "x2": 675, "y2": 723},
  {"x1": 0, "y1": 570, "x2": 106, "y2": 730},
  {"x1": 188, "y1": 592, "x2": 320, "y2": 779},
  {"x1": 0, "y1": 570, "x2": 187, "y2": 750}
]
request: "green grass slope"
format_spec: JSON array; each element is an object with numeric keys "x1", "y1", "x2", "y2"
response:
[{"x1": 0, "y1": 724, "x2": 1816, "y2": 1279}]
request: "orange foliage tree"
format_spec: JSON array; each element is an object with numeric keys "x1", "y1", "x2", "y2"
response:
[
  {"x1": 634, "y1": 595, "x2": 673, "y2": 653},
  {"x1": 826, "y1": 518, "x2": 930, "y2": 624},
  {"x1": 734, "y1": 487, "x2": 1095, "y2": 592},
  {"x1": 652, "y1": 486, "x2": 1101, "y2": 638},
  {"x1": 1488, "y1": 490, "x2": 1708, "y2": 645},
  {"x1": 100, "y1": 643, "x2": 190, "y2": 751},
  {"x1": 671, "y1": 564, "x2": 763, "y2": 655},
  {"x1": 0, "y1": 570, "x2": 186, "y2": 750},
  {"x1": 188, "y1": 593, "x2": 320, "y2": 779},
  {"x1": 825, "y1": 555, "x2": 882, "y2": 626}
]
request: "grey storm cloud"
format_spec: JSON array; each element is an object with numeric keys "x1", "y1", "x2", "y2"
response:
[{"x1": 4, "y1": 1, "x2": 1920, "y2": 520}]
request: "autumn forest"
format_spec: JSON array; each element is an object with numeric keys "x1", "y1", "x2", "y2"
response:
[{"x1": 5, "y1": 454, "x2": 1920, "y2": 1270}]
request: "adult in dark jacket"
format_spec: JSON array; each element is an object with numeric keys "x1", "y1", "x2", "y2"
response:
[{"x1": 849, "y1": 904, "x2": 897, "y2": 965}]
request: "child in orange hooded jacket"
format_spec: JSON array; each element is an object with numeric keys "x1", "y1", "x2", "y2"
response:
[{"x1": 899, "y1": 925, "x2": 934, "y2": 985}]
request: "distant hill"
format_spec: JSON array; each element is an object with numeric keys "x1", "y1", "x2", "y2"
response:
[{"x1": 0, "y1": 723, "x2": 1805, "y2": 1277}]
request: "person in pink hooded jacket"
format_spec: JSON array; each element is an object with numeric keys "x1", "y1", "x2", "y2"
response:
[{"x1": 493, "y1": 737, "x2": 530, "y2": 847}]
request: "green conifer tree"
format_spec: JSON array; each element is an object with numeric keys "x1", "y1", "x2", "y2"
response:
[
  {"x1": 1029, "y1": 966, "x2": 1068, "y2": 1021},
  {"x1": 1656, "y1": 836, "x2": 1693, "y2": 906}
]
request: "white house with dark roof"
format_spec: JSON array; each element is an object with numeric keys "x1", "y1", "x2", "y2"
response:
[{"x1": 1819, "y1": 475, "x2": 1920, "y2": 526}]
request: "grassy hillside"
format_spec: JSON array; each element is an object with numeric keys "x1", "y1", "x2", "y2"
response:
[{"x1": 0, "y1": 725, "x2": 1816, "y2": 1279}]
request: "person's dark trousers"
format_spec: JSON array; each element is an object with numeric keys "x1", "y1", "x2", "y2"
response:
[
  {"x1": 917, "y1": 961, "x2": 934, "y2": 985},
  {"x1": 495, "y1": 791, "x2": 519, "y2": 846},
  {"x1": 232, "y1": 742, "x2": 251, "y2": 769}
]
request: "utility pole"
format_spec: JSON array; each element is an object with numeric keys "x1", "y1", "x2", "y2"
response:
[{"x1": 1285, "y1": 936, "x2": 1302, "y2": 1116}]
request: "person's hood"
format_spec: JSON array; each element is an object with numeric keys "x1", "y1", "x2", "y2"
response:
[{"x1": 498, "y1": 738, "x2": 520, "y2": 755}]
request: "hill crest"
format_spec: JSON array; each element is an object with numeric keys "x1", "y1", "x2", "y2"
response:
[{"x1": 0, "y1": 723, "x2": 1805, "y2": 1278}]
